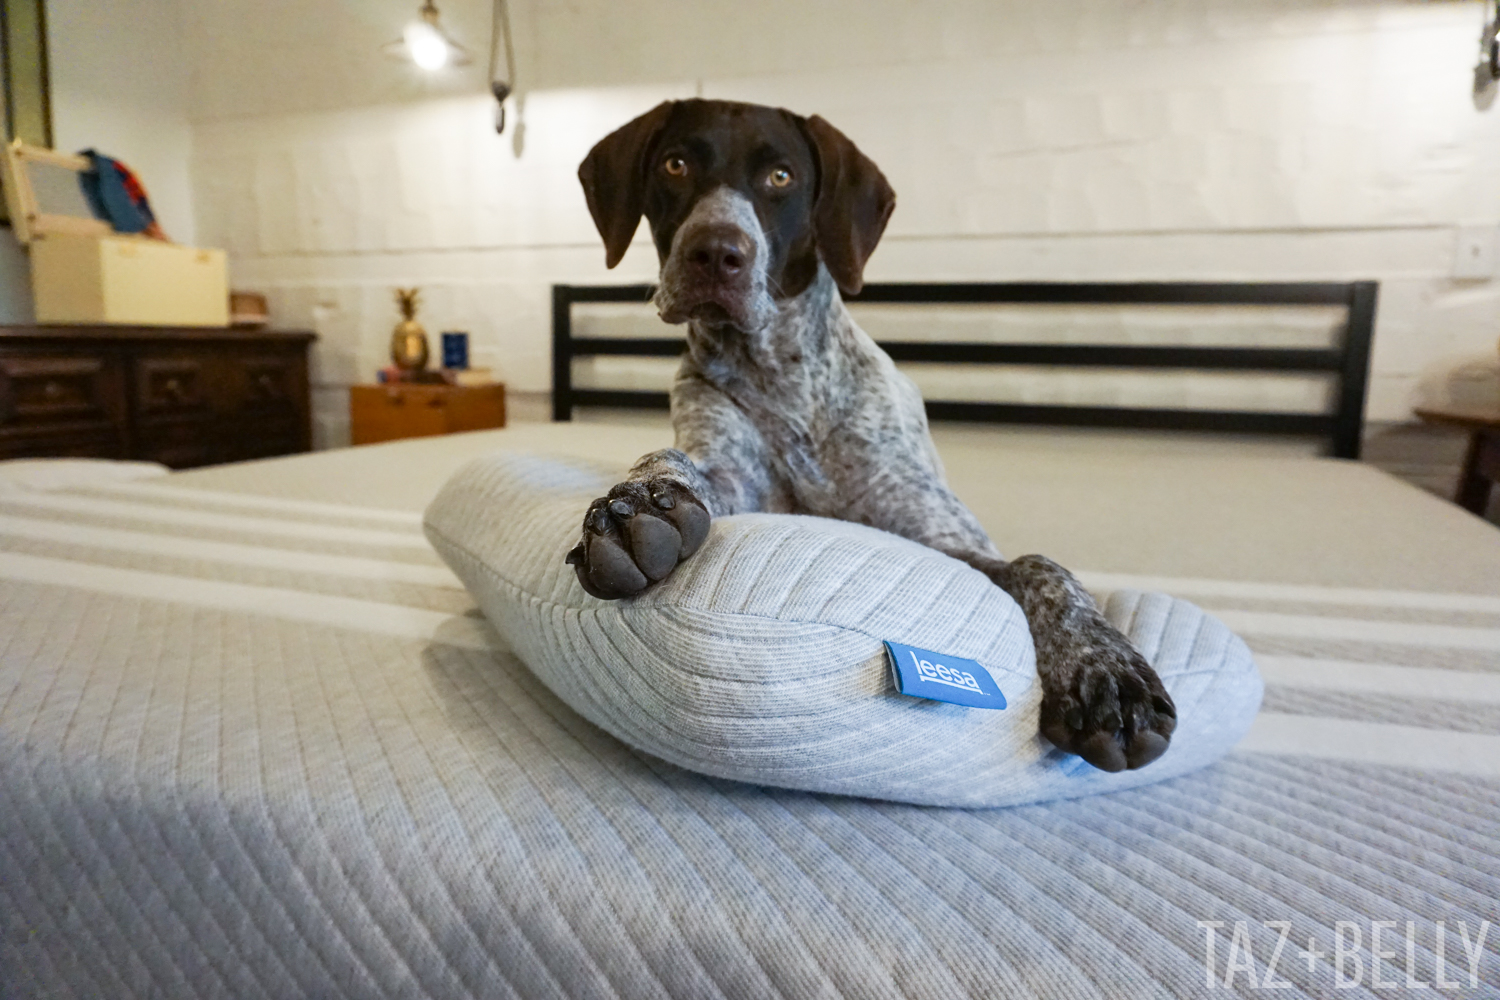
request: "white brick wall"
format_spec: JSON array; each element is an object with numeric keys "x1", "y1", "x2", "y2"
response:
[{"x1": 184, "y1": 0, "x2": 1500, "y2": 448}]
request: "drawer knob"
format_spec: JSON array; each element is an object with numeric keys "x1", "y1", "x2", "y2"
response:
[
  {"x1": 43, "y1": 380, "x2": 63, "y2": 400},
  {"x1": 163, "y1": 377, "x2": 184, "y2": 400},
  {"x1": 257, "y1": 373, "x2": 277, "y2": 393}
]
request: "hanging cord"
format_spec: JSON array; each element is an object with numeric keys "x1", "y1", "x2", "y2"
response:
[
  {"x1": 1491, "y1": 0, "x2": 1500, "y2": 81},
  {"x1": 1483, "y1": 0, "x2": 1500, "y2": 83},
  {"x1": 489, "y1": 0, "x2": 516, "y2": 132}
]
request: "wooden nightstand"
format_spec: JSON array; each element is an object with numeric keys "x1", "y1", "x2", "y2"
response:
[
  {"x1": 349, "y1": 382, "x2": 506, "y2": 445},
  {"x1": 1414, "y1": 404, "x2": 1500, "y2": 516}
]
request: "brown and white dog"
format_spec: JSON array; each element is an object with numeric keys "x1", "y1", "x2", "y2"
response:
[{"x1": 566, "y1": 99, "x2": 1176, "y2": 773}]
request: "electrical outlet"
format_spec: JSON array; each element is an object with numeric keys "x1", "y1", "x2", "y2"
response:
[{"x1": 1452, "y1": 226, "x2": 1498, "y2": 280}]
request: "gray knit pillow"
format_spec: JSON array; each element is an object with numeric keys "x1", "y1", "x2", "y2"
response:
[{"x1": 424, "y1": 451, "x2": 1263, "y2": 808}]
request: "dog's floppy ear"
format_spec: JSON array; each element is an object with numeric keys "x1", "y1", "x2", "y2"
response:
[
  {"x1": 578, "y1": 102, "x2": 674, "y2": 268},
  {"x1": 802, "y1": 115, "x2": 896, "y2": 296}
]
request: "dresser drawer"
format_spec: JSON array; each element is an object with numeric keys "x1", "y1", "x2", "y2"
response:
[
  {"x1": 351, "y1": 384, "x2": 450, "y2": 443},
  {"x1": 349, "y1": 383, "x2": 506, "y2": 445},
  {"x1": 136, "y1": 419, "x2": 224, "y2": 469},
  {"x1": 0, "y1": 351, "x2": 124, "y2": 432},
  {"x1": 136, "y1": 355, "x2": 212, "y2": 418},
  {"x1": 227, "y1": 418, "x2": 305, "y2": 462},
  {"x1": 0, "y1": 428, "x2": 124, "y2": 460},
  {"x1": 236, "y1": 353, "x2": 303, "y2": 415}
]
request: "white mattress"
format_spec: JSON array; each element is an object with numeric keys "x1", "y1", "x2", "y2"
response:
[{"x1": 1, "y1": 424, "x2": 1497, "y2": 998}]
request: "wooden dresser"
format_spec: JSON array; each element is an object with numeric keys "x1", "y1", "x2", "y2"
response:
[{"x1": 0, "y1": 325, "x2": 316, "y2": 469}]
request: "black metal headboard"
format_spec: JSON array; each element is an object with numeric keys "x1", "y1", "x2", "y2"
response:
[{"x1": 551, "y1": 280, "x2": 1378, "y2": 459}]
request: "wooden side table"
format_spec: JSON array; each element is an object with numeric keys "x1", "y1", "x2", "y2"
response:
[
  {"x1": 350, "y1": 382, "x2": 506, "y2": 445},
  {"x1": 1414, "y1": 404, "x2": 1500, "y2": 515}
]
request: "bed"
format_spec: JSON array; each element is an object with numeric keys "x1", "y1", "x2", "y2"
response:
[
  {"x1": 5, "y1": 265, "x2": 1500, "y2": 998},
  {"x1": 1, "y1": 415, "x2": 1497, "y2": 999}
]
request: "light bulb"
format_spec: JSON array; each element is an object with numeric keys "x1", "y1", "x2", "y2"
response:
[{"x1": 404, "y1": 20, "x2": 450, "y2": 71}]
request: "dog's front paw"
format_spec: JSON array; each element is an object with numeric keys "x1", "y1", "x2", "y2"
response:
[
  {"x1": 1037, "y1": 616, "x2": 1177, "y2": 773},
  {"x1": 564, "y1": 478, "x2": 711, "y2": 599}
]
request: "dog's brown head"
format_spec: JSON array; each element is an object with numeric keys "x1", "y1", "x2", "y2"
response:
[{"x1": 578, "y1": 99, "x2": 895, "y2": 331}]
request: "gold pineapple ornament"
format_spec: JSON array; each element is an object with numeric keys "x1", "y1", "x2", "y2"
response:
[{"x1": 390, "y1": 288, "x2": 430, "y2": 371}]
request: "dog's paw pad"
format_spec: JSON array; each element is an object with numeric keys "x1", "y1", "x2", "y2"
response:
[
  {"x1": 1078, "y1": 731, "x2": 1128, "y2": 773},
  {"x1": 587, "y1": 533, "x2": 648, "y2": 593},
  {"x1": 1039, "y1": 617, "x2": 1177, "y2": 773},
  {"x1": 625, "y1": 512, "x2": 681, "y2": 580},
  {"x1": 667, "y1": 500, "x2": 710, "y2": 557},
  {"x1": 567, "y1": 478, "x2": 711, "y2": 600},
  {"x1": 1126, "y1": 729, "x2": 1170, "y2": 769}
]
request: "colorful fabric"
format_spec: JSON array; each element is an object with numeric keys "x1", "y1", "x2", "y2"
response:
[{"x1": 77, "y1": 149, "x2": 167, "y2": 240}]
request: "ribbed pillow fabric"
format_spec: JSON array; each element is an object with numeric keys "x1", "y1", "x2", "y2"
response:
[{"x1": 424, "y1": 451, "x2": 1263, "y2": 808}]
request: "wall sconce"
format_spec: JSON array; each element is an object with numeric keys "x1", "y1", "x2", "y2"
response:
[{"x1": 383, "y1": 0, "x2": 516, "y2": 133}]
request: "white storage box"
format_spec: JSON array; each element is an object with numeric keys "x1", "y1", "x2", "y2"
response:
[{"x1": 2, "y1": 139, "x2": 229, "y2": 327}]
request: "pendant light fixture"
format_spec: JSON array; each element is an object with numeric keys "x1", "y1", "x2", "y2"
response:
[
  {"x1": 383, "y1": 1, "x2": 473, "y2": 72},
  {"x1": 382, "y1": 0, "x2": 516, "y2": 133}
]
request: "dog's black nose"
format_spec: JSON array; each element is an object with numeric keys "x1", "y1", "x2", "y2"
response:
[{"x1": 684, "y1": 226, "x2": 753, "y2": 284}]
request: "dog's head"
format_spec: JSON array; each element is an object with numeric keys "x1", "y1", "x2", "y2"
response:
[{"x1": 578, "y1": 99, "x2": 895, "y2": 331}]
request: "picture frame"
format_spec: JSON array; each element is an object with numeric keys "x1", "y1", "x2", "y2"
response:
[{"x1": 0, "y1": 0, "x2": 52, "y2": 225}]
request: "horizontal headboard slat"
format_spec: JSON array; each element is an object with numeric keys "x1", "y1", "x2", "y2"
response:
[{"x1": 552, "y1": 280, "x2": 1378, "y2": 458}]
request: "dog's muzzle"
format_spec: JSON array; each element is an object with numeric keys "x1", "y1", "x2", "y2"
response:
[{"x1": 655, "y1": 188, "x2": 776, "y2": 331}]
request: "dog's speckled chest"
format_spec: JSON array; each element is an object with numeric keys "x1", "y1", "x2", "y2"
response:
[{"x1": 680, "y1": 267, "x2": 951, "y2": 522}]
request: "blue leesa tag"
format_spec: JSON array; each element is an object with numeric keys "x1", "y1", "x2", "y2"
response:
[{"x1": 884, "y1": 641, "x2": 1007, "y2": 710}]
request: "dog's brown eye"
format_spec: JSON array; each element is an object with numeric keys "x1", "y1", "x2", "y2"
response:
[
  {"x1": 767, "y1": 167, "x2": 793, "y2": 188},
  {"x1": 663, "y1": 156, "x2": 688, "y2": 177}
]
